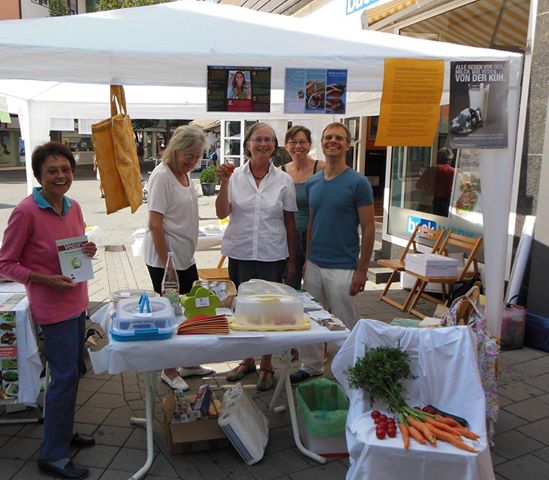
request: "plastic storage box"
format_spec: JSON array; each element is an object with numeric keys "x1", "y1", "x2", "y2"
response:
[
  {"x1": 111, "y1": 296, "x2": 176, "y2": 341},
  {"x1": 296, "y1": 378, "x2": 349, "y2": 457}
]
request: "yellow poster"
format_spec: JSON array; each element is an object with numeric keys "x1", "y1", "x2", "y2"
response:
[{"x1": 376, "y1": 59, "x2": 444, "y2": 147}]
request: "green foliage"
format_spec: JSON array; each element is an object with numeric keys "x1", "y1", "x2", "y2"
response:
[
  {"x1": 97, "y1": 0, "x2": 173, "y2": 10},
  {"x1": 200, "y1": 166, "x2": 217, "y2": 184},
  {"x1": 49, "y1": 0, "x2": 68, "y2": 16},
  {"x1": 344, "y1": 346, "x2": 414, "y2": 412}
]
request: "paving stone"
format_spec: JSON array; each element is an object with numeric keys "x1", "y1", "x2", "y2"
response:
[
  {"x1": 501, "y1": 348, "x2": 547, "y2": 364},
  {"x1": 98, "y1": 380, "x2": 124, "y2": 395},
  {"x1": 490, "y1": 450, "x2": 507, "y2": 466},
  {"x1": 0, "y1": 424, "x2": 24, "y2": 436},
  {"x1": 517, "y1": 417, "x2": 549, "y2": 444},
  {"x1": 122, "y1": 382, "x2": 142, "y2": 393},
  {"x1": 110, "y1": 446, "x2": 158, "y2": 472},
  {"x1": 74, "y1": 405, "x2": 111, "y2": 425},
  {"x1": 188, "y1": 451, "x2": 231, "y2": 479},
  {"x1": 503, "y1": 397, "x2": 549, "y2": 421},
  {"x1": 95, "y1": 469, "x2": 133, "y2": 480},
  {"x1": 94, "y1": 425, "x2": 132, "y2": 447},
  {"x1": 525, "y1": 373, "x2": 549, "y2": 392},
  {"x1": 495, "y1": 454, "x2": 549, "y2": 480},
  {"x1": 18, "y1": 423, "x2": 44, "y2": 439},
  {"x1": 84, "y1": 392, "x2": 128, "y2": 409},
  {"x1": 122, "y1": 371, "x2": 140, "y2": 384},
  {"x1": 246, "y1": 449, "x2": 310, "y2": 480},
  {"x1": 73, "y1": 422, "x2": 98, "y2": 437},
  {"x1": 124, "y1": 427, "x2": 159, "y2": 452},
  {"x1": 533, "y1": 445, "x2": 549, "y2": 463},
  {"x1": 511, "y1": 358, "x2": 549, "y2": 378},
  {"x1": 127, "y1": 399, "x2": 146, "y2": 411},
  {"x1": 167, "y1": 453, "x2": 208, "y2": 480},
  {"x1": 124, "y1": 391, "x2": 142, "y2": 401},
  {"x1": 287, "y1": 460, "x2": 348, "y2": 480},
  {"x1": 0, "y1": 436, "x2": 41, "y2": 460},
  {"x1": 494, "y1": 409, "x2": 529, "y2": 433},
  {"x1": 209, "y1": 448, "x2": 255, "y2": 479},
  {"x1": 78, "y1": 377, "x2": 107, "y2": 392},
  {"x1": 102, "y1": 406, "x2": 134, "y2": 427},
  {"x1": 536, "y1": 392, "x2": 549, "y2": 404},
  {"x1": 0, "y1": 458, "x2": 25, "y2": 478},
  {"x1": 73, "y1": 444, "x2": 119, "y2": 468},
  {"x1": 493, "y1": 430, "x2": 544, "y2": 459},
  {"x1": 265, "y1": 426, "x2": 295, "y2": 453},
  {"x1": 148, "y1": 451, "x2": 180, "y2": 478},
  {"x1": 497, "y1": 381, "x2": 545, "y2": 401},
  {"x1": 75, "y1": 389, "x2": 94, "y2": 406}
]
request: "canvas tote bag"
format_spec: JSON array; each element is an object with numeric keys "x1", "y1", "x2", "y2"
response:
[{"x1": 91, "y1": 85, "x2": 142, "y2": 214}]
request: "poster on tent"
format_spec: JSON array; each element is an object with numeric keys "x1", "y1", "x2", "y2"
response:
[
  {"x1": 449, "y1": 61, "x2": 509, "y2": 149},
  {"x1": 284, "y1": 68, "x2": 348, "y2": 114},
  {"x1": 207, "y1": 66, "x2": 271, "y2": 113},
  {"x1": 375, "y1": 59, "x2": 444, "y2": 147}
]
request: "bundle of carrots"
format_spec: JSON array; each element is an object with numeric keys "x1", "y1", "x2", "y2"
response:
[
  {"x1": 344, "y1": 346, "x2": 480, "y2": 454},
  {"x1": 398, "y1": 406, "x2": 479, "y2": 453}
]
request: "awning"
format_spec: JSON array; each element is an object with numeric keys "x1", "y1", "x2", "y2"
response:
[
  {"x1": 189, "y1": 119, "x2": 221, "y2": 131},
  {"x1": 367, "y1": 0, "x2": 417, "y2": 25}
]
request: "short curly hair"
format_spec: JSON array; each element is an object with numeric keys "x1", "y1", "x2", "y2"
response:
[{"x1": 31, "y1": 141, "x2": 76, "y2": 182}]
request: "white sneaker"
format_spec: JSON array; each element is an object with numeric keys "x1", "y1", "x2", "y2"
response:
[
  {"x1": 178, "y1": 366, "x2": 215, "y2": 378},
  {"x1": 161, "y1": 370, "x2": 189, "y2": 391}
]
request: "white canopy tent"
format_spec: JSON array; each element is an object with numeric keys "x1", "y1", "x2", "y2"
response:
[{"x1": 0, "y1": 0, "x2": 522, "y2": 336}]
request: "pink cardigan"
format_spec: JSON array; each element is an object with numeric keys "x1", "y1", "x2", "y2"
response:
[{"x1": 0, "y1": 193, "x2": 89, "y2": 325}]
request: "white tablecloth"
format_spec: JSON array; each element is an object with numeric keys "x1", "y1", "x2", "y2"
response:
[
  {"x1": 89, "y1": 304, "x2": 348, "y2": 374},
  {"x1": 0, "y1": 291, "x2": 43, "y2": 405},
  {"x1": 332, "y1": 319, "x2": 494, "y2": 480}
]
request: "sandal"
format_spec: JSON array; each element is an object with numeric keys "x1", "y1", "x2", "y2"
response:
[
  {"x1": 256, "y1": 367, "x2": 275, "y2": 392},
  {"x1": 226, "y1": 362, "x2": 256, "y2": 382}
]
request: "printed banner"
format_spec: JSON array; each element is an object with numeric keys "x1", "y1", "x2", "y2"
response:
[
  {"x1": 450, "y1": 149, "x2": 483, "y2": 226},
  {"x1": 284, "y1": 68, "x2": 347, "y2": 115},
  {"x1": 376, "y1": 59, "x2": 444, "y2": 147},
  {"x1": 0, "y1": 310, "x2": 17, "y2": 401},
  {"x1": 207, "y1": 66, "x2": 271, "y2": 113},
  {"x1": 449, "y1": 61, "x2": 509, "y2": 149}
]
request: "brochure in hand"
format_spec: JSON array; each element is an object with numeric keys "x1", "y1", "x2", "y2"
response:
[{"x1": 56, "y1": 235, "x2": 93, "y2": 283}]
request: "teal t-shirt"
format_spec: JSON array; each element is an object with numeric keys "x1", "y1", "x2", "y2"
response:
[
  {"x1": 294, "y1": 182, "x2": 309, "y2": 231},
  {"x1": 306, "y1": 168, "x2": 373, "y2": 269}
]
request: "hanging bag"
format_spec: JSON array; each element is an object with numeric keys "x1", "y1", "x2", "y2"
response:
[
  {"x1": 443, "y1": 294, "x2": 499, "y2": 425},
  {"x1": 91, "y1": 85, "x2": 142, "y2": 214}
]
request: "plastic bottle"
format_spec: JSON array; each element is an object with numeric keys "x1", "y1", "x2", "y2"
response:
[{"x1": 162, "y1": 252, "x2": 182, "y2": 315}]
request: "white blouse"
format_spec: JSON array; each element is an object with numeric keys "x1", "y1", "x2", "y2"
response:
[{"x1": 221, "y1": 161, "x2": 297, "y2": 262}]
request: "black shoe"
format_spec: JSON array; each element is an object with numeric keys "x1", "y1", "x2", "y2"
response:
[
  {"x1": 38, "y1": 459, "x2": 89, "y2": 479},
  {"x1": 290, "y1": 369, "x2": 322, "y2": 385},
  {"x1": 71, "y1": 432, "x2": 95, "y2": 448}
]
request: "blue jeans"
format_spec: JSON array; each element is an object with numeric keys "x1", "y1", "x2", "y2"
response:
[{"x1": 39, "y1": 312, "x2": 86, "y2": 461}]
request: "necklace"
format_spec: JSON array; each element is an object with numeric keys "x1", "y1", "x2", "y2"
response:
[{"x1": 249, "y1": 163, "x2": 268, "y2": 181}]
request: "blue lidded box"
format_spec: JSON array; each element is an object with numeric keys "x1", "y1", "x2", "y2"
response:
[{"x1": 111, "y1": 296, "x2": 176, "y2": 341}]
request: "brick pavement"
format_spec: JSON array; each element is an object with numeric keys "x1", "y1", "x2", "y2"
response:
[{"x1": 1, "y1": 171, "x2": 549, "y2": 479}]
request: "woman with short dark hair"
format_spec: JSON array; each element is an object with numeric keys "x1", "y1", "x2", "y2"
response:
[{"x1": 0, "y1": 141, "x2": 97, "y2": 480}]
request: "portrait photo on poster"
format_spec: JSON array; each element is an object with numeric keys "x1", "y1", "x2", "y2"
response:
[{"x1": 227, "y1": 70, "x2": 252, "y2": 100}]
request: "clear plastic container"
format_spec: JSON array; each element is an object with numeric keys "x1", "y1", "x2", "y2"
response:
[{"x1": 111, "y1": 297, "x2": 176, "y2": 341}]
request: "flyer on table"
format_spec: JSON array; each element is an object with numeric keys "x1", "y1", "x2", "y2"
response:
[
  {"x1": 376, "y1": 59, "x2": 444, "y2": 147},
  {"x1": 284, "y1": 68, "x2": 347, "y2": 114},
  {"x1": 56, "y1": 235, "x2": 93, "y2": 283},
  {"x1": 449, "y1": 61, "x2": 509, "y2": 149},
  {"x1": 207, "y1": 66, "x2": 271, "y2": 113}
]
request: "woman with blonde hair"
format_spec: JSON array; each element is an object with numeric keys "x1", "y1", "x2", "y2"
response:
[{"x1": 144, "y1": 125, "x2": 214, "y2": 390}]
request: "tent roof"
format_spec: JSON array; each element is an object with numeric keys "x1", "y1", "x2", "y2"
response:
[{"x1": 0, "y1": 0, "x2": 520, "y2": 92}]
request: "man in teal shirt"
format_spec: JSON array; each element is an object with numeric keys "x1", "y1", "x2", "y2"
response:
[{"x1": 291, "y1": 122, "x2": 376, "y2": 384}]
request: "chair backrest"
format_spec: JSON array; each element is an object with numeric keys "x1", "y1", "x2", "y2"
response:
[
  {"x1": 439, "y1": 232, "x2": 483, "y2": 281},
  {"x1": 399, "y1": 224, "x2": 446, "y2": 262}
]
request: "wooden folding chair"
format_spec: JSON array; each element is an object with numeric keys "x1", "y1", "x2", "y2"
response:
[
  {"x1": 378, "y1": 224, "x2": 446, "y2": 310},
  {"x1": 197, "y1": 255, "x2": 229, "y2": 281},
  {"x1": 403, "y1": 232, "x2": 483, "y2": 318}
]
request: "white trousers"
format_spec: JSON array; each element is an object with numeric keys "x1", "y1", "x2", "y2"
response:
[{"x1": 300, "y1": 260, "x2": 359, "y2": 375}]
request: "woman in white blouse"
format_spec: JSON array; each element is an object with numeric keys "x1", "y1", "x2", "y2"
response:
[{"x1": 216, "y1": 123, "x2": 297, "y2": 391}]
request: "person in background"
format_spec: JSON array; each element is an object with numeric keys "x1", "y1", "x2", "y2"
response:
[
  {"x1": 281, "y1": 125, "x2": 325, "y2": 290},
  {"x1": 144, "y1": 125, "x2": 214, "y2": 391},
  {"x1": 216, "y1": 122, "x2": 297, "y2": 391},
  {"x1": 290, "y1": 122, "x2": 375, "y2": 385},
  {"x1": 0, "y1": 142, "x2": 97, "y2": 480},
  {"x1": 92, "y1": 155, "x2": 104, "y2": 199}
]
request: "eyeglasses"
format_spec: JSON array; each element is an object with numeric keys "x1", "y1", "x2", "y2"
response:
[
  {"x1": 287, "y1": 140, "x2": 310, "y2": 147},
  {"x1": 322, "y1": 134, "x2": 348, "y2": 142},
  {"x1": 251, "y1": 137, "x2": 275, "y2": 144},
  {"x1": 45, "y1": 166, "x2": 73, "y2": 176}
]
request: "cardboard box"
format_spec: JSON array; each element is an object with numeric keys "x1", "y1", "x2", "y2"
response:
[
  {"x1": 162, "y1": 391, "x2": 227, "y2": 454},
  {"x1": 405, "y1": 253, "x2": 458, "y2": 277}
]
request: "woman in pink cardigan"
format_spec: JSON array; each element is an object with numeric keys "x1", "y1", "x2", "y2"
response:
[{"x1": 0, "y1": 142, "x2": 96, "y2": 480}]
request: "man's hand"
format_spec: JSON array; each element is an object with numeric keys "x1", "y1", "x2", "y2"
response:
[
  {"x1": 284, "y1": 259, "x2": 296, "y2": 285},
  {"x1": 349, "y1": 270, "x2": 367, "y2": 296}
]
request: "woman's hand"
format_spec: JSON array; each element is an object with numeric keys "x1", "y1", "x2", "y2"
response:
[
  {"x1": 82, "y1": 242, "x2": 97, "y2": 258},
  {"x1": 30, "y1": 272, "x2": 76, "y2": 290},
  {"x1": 216, "y1": 164, "x2": 234, "y2": 185}
]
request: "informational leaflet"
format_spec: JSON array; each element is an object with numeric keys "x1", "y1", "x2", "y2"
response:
[
  {"x1": 207, "y1": 66, "x2": 271, "y2": 113},
  {"x1": 0, "y1": 296, "x2": 19, "y2": 401},
  {"x1": 284, "y1": 68, "x2": 348, "y2": 114},
  {"x1": 56, "y1": 235, "x2": 93, "y2": 283},
  {"x1": 448, "y1": 61, "x2": 509, "y2": 149},
  {"x1": 449, "y1": 149, "x2": 483, "y2": 226},
  {"x1": 376, "y1": 59, "x2": 444, "y2": 147}
]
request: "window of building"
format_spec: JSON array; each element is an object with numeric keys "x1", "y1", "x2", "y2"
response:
[{"x1": 32, "y1": 0, "x2": 49, "y2": 6}]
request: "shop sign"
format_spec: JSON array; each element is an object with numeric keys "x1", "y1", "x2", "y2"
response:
[
  {"x1": 346, "y1": 0, "x2": 381, "y2": 15},
  {"x1": 407, "y1": 215, "x2": 438, "y2": 234}
]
